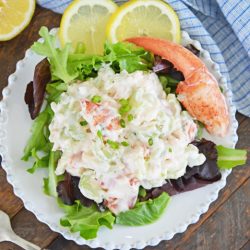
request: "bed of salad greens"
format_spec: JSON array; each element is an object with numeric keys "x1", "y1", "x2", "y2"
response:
[{"x1": 22, "y1": 27, "x2": 247, "y2": 240}]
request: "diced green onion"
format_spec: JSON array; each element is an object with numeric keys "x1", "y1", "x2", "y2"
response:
[
  {"x1": 148, "y1": 138, "x2": 153, "y2": 146},
  {"x1": 119, "y1": 99, "x2": 129, "y2": 106},
  {"x1": 119, "y1": 99, "x2": 132, "y2": 115},
  {"x1": 121, "y1": 141, "x2": 129, "y2": 147},
  {"x1": 119, "y1": 104, "x2": 132, "y2": 115},
  {"x1": 80, "y1": 120, "x2": 88, "y2": 126},
  {"x1": 107, "y1": 140, "x2": 120, "y2": 149},
  {"x1": 120, "y1": 119, "x2": 126, "y2": 128},
  {"x1": 91, "y1": 95, "x2": 102, "y2": 103},
  {"x1": 128, "y1": 114, "x2": 134, "y2": 122},
  {"x1": 97, "y1": 130, "x2": 103, "y2": 139}
]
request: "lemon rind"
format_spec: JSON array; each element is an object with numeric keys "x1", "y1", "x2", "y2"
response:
[
  {"x1": 0, "y1": 0, "x2": 36, "y2": 41},
  {"x1": 59, "y1": 0, "x2": 118, "y2": 48},
  {"x1": 106, "y1": 0, "x2": 181, "y2": 44}
]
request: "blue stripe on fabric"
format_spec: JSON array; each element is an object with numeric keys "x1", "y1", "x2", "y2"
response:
[
  {"x1": 231, "y1": 5, "x2": 250, "y2": 26},
  {"x1": 234, "y1": 90, "x2": 250, "y2": 102},
  {"x1": 200, "y1": 0, "x2": 205, "y2": 12},
  {"x1": 175, "y1": 7, "x2": 189, "y2": 12},
  {"x1": 168, "y1": 0, "x2": 181, "y2": 5},
  {"x1": 220, "y1": 38, "x2": 239, "y2": 54},
  {"x1": 240, "y1": 102, "x2": 250, "y2": 111},
  {"x1": 226, "y1": 47, "x2": 245, "y2": 61},
  {"x1": 184, "y1": 24, "x2": 203, "y2": 29},
  {"x1": 179, "y1": 16, "x2": 197, "y2": 21},
  {"x1": 216, "y1": 32, "x2": 234, "y2": 44},
  {"x1": 42, "y1": 0, "x2": 54, "y2": 5},
  {"x1": 220, "y1": 1, "x2": 227, "y2": 9},
  {"x1": 208, "y1": 0, "x2": 212, "y2": 16},
  {"x1": 210, "y1": 24, "x2": 229, "y2": 37},
  {"x1": 55, "y1": 0, "x2": 71, "y2": 9},
  {"x1": 231, "y1": 65, "x2": 250, "y2": 82},
  {"x1": 237, "y1": 19, "x2": 250, "y2": 34},
  {"x1": 209, "y1": 51, "x2": 223, "y2": 55},
  {"x1": 226, "y1": 1, "x2": 241, "y2": 17},
  {"x1": 203, "y1": 20, "x2": 220, "y2": 32},
  {"x1": 243, "y1": 18, "x2": 250, "y2": 28},
  {"x1": 228, "y1": 58, "x2": 247, "y2": 72},
  {"x1": 191, "y1": 34, "x2": 210, "y2": 38},
  {"x1": 220, "y1": 70, "x2": 229, "y2": 74},
  {"x1": 209, "y1": 20, "x2": 221, "y2": 30},
  {"x1": 214, "y1": 61, "x2": 226, "y2": 65},
  {"x1": 198, "y1": 15, "x2": 206, "y2": 22},
  {"x1": 199, "y1": 42, "x2": 215, "y2": 46},
  {"x1": 227, "y1": 51, "x2": 248, "y2": 69},
  {"x1": 231, "y1": 77, "x2": 249, "y2": 93},
  {"x1": 242, "y1": 32, "x2": 250, "y2": 43}
]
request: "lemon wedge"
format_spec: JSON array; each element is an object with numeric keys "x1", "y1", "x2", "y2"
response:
[
  {"x1": 0, "y1": 0, "x2": 35, "y2": 41},
  {"x1": 106, "y1": 0, "x2": 181, "y2": 44},
  {"x1": 59, "y1": 0, "x2": 117, "y2": 55}
]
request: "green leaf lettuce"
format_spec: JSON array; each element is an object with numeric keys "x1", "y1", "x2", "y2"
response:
[
  {"x1": 43, "y1": 150, "x2": 62, "y2": 197},
  {"x1": 22, "y1": 106, "x2": 53, "y2": 161},
  {"x1": 116, "y1": 192, "x2": 170, "y2": 226},
  {"x1": 32, "y1": 27, "x2": 76, "y2": 83},
  {"x1": 216, "y1": 145, "x2": 247, "y2": 169},
  {"x1": 59, "y1": 200, "x2": 115, "y2": 240}
]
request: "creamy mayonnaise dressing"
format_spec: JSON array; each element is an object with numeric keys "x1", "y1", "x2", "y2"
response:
[{"x1": 49, "y1": 65, "x2": 205, "y2": 214}]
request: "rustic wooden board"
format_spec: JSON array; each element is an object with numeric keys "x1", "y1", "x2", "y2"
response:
[
  {"x1": 0, "y1": 168, "x2": 23, "y2": 218},
  {"x1": 240, "y1": 241, "x2": 250, "y2": 250},
  {"x1": 0, "y1": 242, "x2": 23, "y2": 250},
  {"x1": 174, "y1": 178, "x2": 250, "y2": 250},
  {"x1": 11, "y1": 208, "x2": 58, "y2": 248},
  {"x1": 0, "y1": 4, "x2": 249, "y2": 250}
]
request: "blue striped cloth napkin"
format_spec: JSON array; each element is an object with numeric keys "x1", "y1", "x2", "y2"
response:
[{"x1": 37, "y1": 0, "x2": 250, "y2": 117}]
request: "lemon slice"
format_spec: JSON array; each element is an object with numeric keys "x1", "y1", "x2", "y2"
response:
[
  {"x1": 107, "y1": 0, "x2": 181, "y2": 44},
  {"x1": 59, "y1": 0, "x2": 117, "y2": 55},
  {"x1": 0, "y1": 0, "x2": 35, "y2": 41}
]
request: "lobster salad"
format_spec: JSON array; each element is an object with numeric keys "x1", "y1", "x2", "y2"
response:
[{"x1": 22, "y1": 27, "x2": 247, "y2": 239}]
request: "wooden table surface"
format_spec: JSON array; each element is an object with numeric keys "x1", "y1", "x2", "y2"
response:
[{"x1": 0, "y1": 5, "x2": 249, "y2": 250}]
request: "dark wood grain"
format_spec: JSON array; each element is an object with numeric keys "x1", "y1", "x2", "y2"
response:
[
  {"x1": 174, "y1": 178, "x2": 250, "y2": 250},
  {"x1": 0, "y1": 168, "x2": 23, "y2": 218},
  {"x1": 0, "y1": 4, "x2": 249, "y2": 250},
  {"x1": 240, "y1": 241, "x2": 250, "y2": 250},
  {"x1": 0, "y1": 242, "x2": 23, "y2": 250},
  {"x1": 0, "y1": 206, "x2": 59, "y2": 250},
  {"x1": 11, "y1": 208, "x2": 58, "y2": 248}
]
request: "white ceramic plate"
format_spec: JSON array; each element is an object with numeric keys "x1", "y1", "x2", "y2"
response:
[{"x1": 0, "y1": 30, "x2": 238, "y2": 250}]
